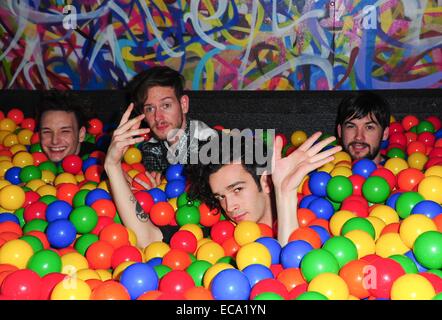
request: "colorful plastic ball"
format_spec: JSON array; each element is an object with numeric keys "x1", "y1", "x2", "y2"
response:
[
  {"x1": 348, "y1": 174, "x2": 366, "y2": 196},
  {"x1": 397, "y1": 168, "x2": 424, "y2": 192},
  {"x1": 170, "y1": 230, "x2": 197, "y2": 254},
  {"x1": 175, "y1": 205, "x2": 200, "y2": 226},
  {"x1": 196, "y1": 241, "x2": 224, "y2": 265},
  {"x1": 165, "y1": 164, "x2": 185, "y2": 182},
  {"x1": 389, "y1": 254, "x2": 419, "y2": 274},
  {"x1": 149, "y1": 202, "x2": 175, "y2": 226},
  {"x1": 375, "y1": 233, "x2": 409, "y2": 258},
  {"x1": 413, "y1": 231, "x2": 442, "y2": 269},
  {"x1": 290, "y1": 130, "x2": 307, "y2": 147},
  {"x1": 288, "y1": 226, "x2": 322, "y2": 249},
  {"x1": 367, "y1": 257, "x2": 405, "y2": 299},
  {"x1": 210, "y1": 221, "x2": 235, "y2": 244},
  {"x1": 295, "y1": 291, "x2": 328, "y2": 300},
  {"x1": 56, "y1": 183, "x2": 80, "y2": 205},
  {"x1": 418, "y1": 176, "x2": 442, "y2": 204},
  {"x1": 396, "y1": 192, "x2": 425, "y2": 219},
  {"x1": 90, "y1": 199, "x2": 116, "y2": 219},
  {"x1": 123, "y1": 147, "x2": 142, "y2": 165},
  {"x1": 99, "y1": 223, "x2": 129, "y2": 249},
  {"x1": 338, "y1": 259, "x2": 370, "y2": 299},
  {"x1": 45, "y1": 200, "x2": 72, "y2": 222},
  {"x1": 20, "y1": 234, "x2": 44, "y2": 252},
  {"x1": 6, "y1": 108, "x2": 24, "y2": 124},
  {"x1": 307, "y1": 198, "x2": 334, "y2": 220},
  {"x1": 387, "y1": 147, "x2": 406, "y2": 159},
  {"x1": 51, "y1": 278, "x2": 91, "y2": 300},
  {"x1": 322, "y1": 236, "x2": 358, "y2": 268},
  {"x1": 280, "y1": 240, "x2": 313, "y2": 269},
  {"x1": 162, "y1": 249, "x2": 192, "y2": 271},
  {"x1": 0, "y1": 239, "x2": 34, "y2": 269},
  {"x1": 255, "y1": 237, "x2": 282, "y2": 265},
  {"x1": 1, "y1": 269, "x2": 41, "y2": 300},
  {"x1": 411, "y1": 200, "x2": 442, "y2": 219},
  {"x1": 61, "y1": 155, "x2": 82, "y2": 175},
  {"x1": 329, "y1": 210, "x2": 356, "y2": 236},
  {"x1": 69, "y1": 206, "x2": 98, "y2": 234},
  {"x1": 300, "y1": 249, "x2": 340, "y2": 283},
  {"x1": 90, "y1": 280, "x2": 130, "y2": 300},
  {"x1": 236, "y1": 242, "x2": 271, "y2": 271},
  {"x1": 158, "y1": 269, "x2": 194, "y2": 295},
  {"x1": 250, "y1": 278, "x2": 289, "y2": 300},
  {"x1": 309, "y1": 225, "x2": 330, "y2": 245},
  {"x1": 407, "y1": 152, "x2": 428, "y2": 170},
  {"x1": 198, "y1": 203, "x2": 221, "y2": 227},
  {"x1": 401, "y1": 115, "x2": 419, "y2": 131},
  {"x1": 405, "y1": 250, "x2": 428, "y2": 273},
  {"x1": 384, "y1": 157, "x2": 409, "y2": 176},
  {"x1": 399, "y1": 214, "x2": 437, "y2": 248},
  {"x1": 165, "y1": 179, "x2": 186, "y2": 199},
  {"x1": 307, "y1": 273, "x2": 349, "y2": 300},
  {"x1": 253, "y1": 292, "x2": 285, "y2": 300},
  {"x1": 74, "y1": 233, "x2": 99, "y2": 256},
  {"x1": 21, "y1": 118, "x2": 35, "y2": 131},
  {"x1": 0, "y1": 118, "x2": 17, "y2": 132},
  {"x1": 361, "y1": 176, "x2": 390, "y2": 204},
  {"x1": 352, "y1": 159, "x2": 377, "y2": 179},
  {"x1": 87, "y1": 118, "x2": 103, "y2": 135},
  {"x1": 5, "y1": 166, "x2": 21, "y2": 184},
  {"x1": 308, "y1": 171, "x2": 331, "y2": 197},
  {"x1": 209, "y1": 268, "x2": 250, "y2": 300},
  {"x1": 132, "y1": 191, "x2": 154, "y2": 215},
  {"x1": 233, "y1": 221, "x2": 261, "y2": 246},
  {"x1": 81, "y1": 157, "x2": 99, "y2": 172},
  {"x1": 0, "y1": 213, "x2": 20, "y2": 225},
  {"x1": 84, "y1": 188, "x2": 111, "y2": 207},
  {"x1": 186, "y1": 260, "x2": 212, "y2": 287},
  {"x1": 39, "y1": 272, "x2": 65, "y2": 300},
  {"x1": 341, "y1": 217, "x2": 375, "y2": 239},
  {"x1": 391, "y1": 274, "x2": 436, "y2": 300},
  {"x1": 344, "y1": 230, "x2": 376, "y2": 259},
  {"x1": 85, "y1": 240, "x2": 114, "y2": 270},
  {"x1": 146, "y1": 188, "x2": 167, "y2": 204},
  {"x1": 242, "y1": 264, "x2": 274, "y2": 288},
  {"x1": 0, "y1": 184, "x2": 25, "y2": 211},
  {"x1": 326, "y1": 175, "x2": 353, "y2": 203},
  {"x1": 417, "y1": 120, "x2": 435, "y2": 134},
  {"x1": 22, "y1": 219, "x2": 48, "y2": 234},
  {"x1": 46, "y1": 219, "x2": 77, "y2": 249},
  {"x1": 84, "y1": 165, "x2": 103, "y2": 183},
  {"x1": 27, "y1": 249, "x2": 62, "y2": 277}
]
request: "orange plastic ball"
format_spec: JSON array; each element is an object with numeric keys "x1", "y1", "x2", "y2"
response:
[
  {"x1": 56, "y1": 183, "x2": 80, "y2": 205},
  {"x1": 86, "y1": 240, "x2": 115, "y2": 270},
  {"x1": 90, "y1": 280, "x2": 131, "y2": 300},
  {"x1": 162, "y1": 249, "x2": 192, "y2": 270},
  {"x1": 339, "y1": 259, "x2": 370, "y2": 299},
  {"x1": 184, "y1": 287, "x2": 214, "y2": 300},
  {"x1": 297, "y1": 208, "x2": 317, "y2": 227},
  {"x1": 276, "y1": 268, "x2": 306, "y2": 291},
  {"x1": 288, "y1": 226, "x2": 322, "y2": 248},
  {"x1": 99, "y1": 223, "x2": 130, "y2": 249},
  {"x1": 149, "y1": 202, "x2": 175, "y2": 226}
]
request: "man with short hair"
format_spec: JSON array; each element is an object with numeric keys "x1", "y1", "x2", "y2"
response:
[
  {"x1": 336, "y1": 91, "x2": 391, "y2": 164},
  {"x1": 37, "y1": 92, "x2": 95, "y2": 163}
]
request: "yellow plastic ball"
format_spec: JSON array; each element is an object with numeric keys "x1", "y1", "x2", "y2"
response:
[
  {"x1": 0, "y1": 184, "x2": 25, "y2": 210},
  {"x1": 317, "y1": 162, "x2": 335, "y2": 174},
  {"x1": 0, "y1": 118, "x2": 17, "y2": 132},
  {"x1": 0, "y1": 155, "x2": 11, "y2": 162},
  {"x1": 344, "y1": 230, "x2": 376, "y2": 259},
  {"x1": 307, "y1": 273, "x2": 349, "y2": 300},
  {"x1": 123, "y1": 147, "x2": 142, "y2": 165},
  {"x1": 9, "y1": 144, "x2": 27, "y2": 155},
  {"x1": 80, "y1": 183, "x2": 96, "y2": 191},
  {"x1": 331, "y1": 151, "x2": 352, "y2": 165},
  {"x1": 97, "y1": 180, "x2": 110, "y2": 192},
  {"x1": 418, "y1": 176, "x2": 442, "y2": 204},
  {"x1": 180, "y1": 224, "x2": 204, "y2": 241},
  {"x1": 234, "y1": 221, "x2": 262, "y2": 246},
  {"x1": 126, "y1": 169, "x2": 139, "y2": 179},
  {"x1": 0, "y1": 160, "x2": 13, "y2": 178},
  {"x1": 61, "y1": 252, "x2": 89, "y2": 275},
  {"x1": 298, "y1": 175, "x2": 309, "y2": 193},
  {"x1": 235, "y1": 242, "x2": 271, "y2": 271},
  {"x1": 36, "y1": 184, "x2": 57, "y2": 197},
  {"x1": 25, "y1": 179, "x2": 46, "y2": 191},
  {"x1": 0, "y1": 239, "x2": 34, "y2": 269},
  {"x1": 143, "y1": 241, "x2": 170, "y2": 261},
  {"x1": 391, "y1": 274, "x2": 436, "y2": 300},
  {"x1": 168, "y1": 197, "x2": 178, "y2": 211},
  {"x1": 54, "y1": 172, "x2": 78, "y2": 186},
  {"x1": 384, "y1": 158, "x2": 409, "y2": 175},
  {"x1": 0, "y1": 130, "x2": 11, "y2": 144},
  {"x1": 113, "y1": 261, "x2": 136, "y2": 280},
  {"x1": 425, "y1": 165, "x2": 442, "y2": 178},
  {"x1": 0, "y1": 180, "x2": 11, "y2": 190},
  {"x1": 335, "y1": 160, "x2": 352, "y2": 169},
  {"x1": 330, "y1": 166, "x2": 352, "y2": 177},
  {"x1": 95, "y1": 269, "x2": 113, "y2": 281},
  {"x1": 290, "y1": 130, "x2": 307, "y2": 147},
  {"x1": 329, "y1": 210, "x2": 357, "y2": 236},
  {"x1": 197, "y1": 238, "x2": 212, "y2": 250},
  {"x1": 369, "y1": 205, "x2": 400, "y2": 225},
  {"x1": 399, "y1": 214, "x2": 437, "y2": 248},
  {"x1": 126, "y1": 228, "x2": 138, "y2": 247},
  {"x1": 41, "y1": 170, "x2": 56, "y2": 184},
  {"x1": 12, "y1": 151, "x2": 34, "y2": 168},
  {"x1": 203, "y1": 263, "x2": 234, "y2": 289},
  {"x1": 75, "y1": 174, "x2": 85, "y2": 183},
  {"x1": 365, "y1": 216, "x2": 386, "y2": 240},
  {"x1": 196, "y1": 241, "x2": 225, "y2": 264},
  {"x1": 3, "y1": 133, "x2": 18, "y2": 147},
  {"x1": 348, "y1": 295, "x2": 360, "y2": 300},
  {"x1": 375, "y1": 233, "x2": 409, "y2": 258},
  {"x1": 17, "y1": 129, "x2": 33, "y2": 145},
  {"x1": 407, "y1": 152, "x2": 428, "y2": 170},
  {"x1": 157, "y1": 182, "x2": 167, "y2": 191},
  {"x1": 51, "y1": 278, "x2": 91, "y2": 300},
  {"x1": 76, "y1": 269, "x2": 101, "y2": 281}
]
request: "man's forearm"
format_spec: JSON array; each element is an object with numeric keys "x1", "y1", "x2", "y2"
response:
[{"x1": 275, "y1": 189, "x2": 299, "y2": 246}]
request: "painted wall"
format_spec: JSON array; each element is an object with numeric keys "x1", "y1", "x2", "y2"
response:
[{"x1": 0, "y1": 0, "x2": 441, "y2": 90}]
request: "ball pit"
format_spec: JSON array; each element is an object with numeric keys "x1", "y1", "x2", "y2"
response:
[{"x1": 0, "y1": 112, "x2": 441, "y2": 301}]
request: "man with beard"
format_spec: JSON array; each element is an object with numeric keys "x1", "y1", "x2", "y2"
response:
[{"x1": 336, "y1": 91, "x2": 391, "y2": 164}]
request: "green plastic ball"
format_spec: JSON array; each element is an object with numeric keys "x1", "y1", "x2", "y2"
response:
[
  {"x1": 389, "y1": 254, "x2": 418, "y2": 274},
  {"x1": 254, "y1": 292, "x2": 285, "y2": 300},
  {"x1": 72, "y1": 189, "x2": 90, "y2": 208},
  {"x1": 362, "y1": 176, "x2": 390, "y2": 204},
  {"x1": 300, "y1": 249, "x2": 340, "y2": 282},
  {"x1": 413, "y1": 231, "x2": 442, "y2": 270},
  {"x1": 23, "y1": 219, "x2": 48, "y2": 233},
  {"x1": 322, "y1": 236, "x2": 358, "y2": 268},
  {"x1": 341, "y1": 217, "x2": 376, "y2": 239},
  {"x1": 74, "y1": 233, "x2": 99, "y2": 256},
  {"x1": 19, "y1": 165, "x2": 42, "y2": 183},
  {"x1": 29, "y1": 143, "x2": 43, "y2": 153},
  {"x1": 69, "y1": 206, "x2": 98, "y2": 234},
  {"x1": 154, "y1": 264, "x2": 172, "y2": 279},
  {"x1": 387, "y1": 148, "x2": 406, "y2": 159},
  {"x1": 39, "y1": 195, "x2": 58, "y2": 205},
  {"x1": 186, "y1": 260, "x2": 212, "y2": 287},
  {"x1": 20, "y1": 235, "x2": 44, "y2": 253},
  {"x1": 175, "y1": 205, "x2": 200, "y2": 226},
  {"x1": 27, "y1": 249, "x2": 62, "y2": 277},
  {"x1": 395, "y1": 192, "x2": 425, "y2": 219},
  {"x1": 416, "y1": 120, "x2": 435, "y2": 134},
  {"x1": 326, "y1": 176, "x2": 353, "y2": 203},
  {"x1": 295, "y1": 291, "x2": 328, "y2": 300},
  {"x1": 38, "y1": 161, "x2": 57, "y2": 175}
]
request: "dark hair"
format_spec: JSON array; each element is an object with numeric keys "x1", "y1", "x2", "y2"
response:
[
  {"x1": 127, "y1": 66, "x2": 185, "y2": 114},
  {"x1": 37, "y1": 91, "x2": 86, "y2": 130},
  {"x1": 336, "y1": 91, "x2": 391, "y2": 131},
  {"x1": 186, "y1": 132, "x2": 269, "y2": 210}
]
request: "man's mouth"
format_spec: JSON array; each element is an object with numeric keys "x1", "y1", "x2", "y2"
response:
[
  {"x1": 350, "y1": 143, "x2": 369, "y2": 152},
  {"x1": 155, "y1": 123, "x2": 169, "y2": 131},
  {"x1": 48, "y1": 147, "x2": 67, "y2": 153},
  {"x1": 232, "y1": 212, "x2": 248, "y2": 222}
]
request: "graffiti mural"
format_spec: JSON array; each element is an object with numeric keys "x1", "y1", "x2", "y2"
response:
[{"x1": 0, "y1": 0, "x2": 441, "y2": 90}]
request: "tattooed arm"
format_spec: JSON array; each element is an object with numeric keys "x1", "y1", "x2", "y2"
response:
[{"x1": 104, "y1": 104, "x2": 163, "y2": 248}]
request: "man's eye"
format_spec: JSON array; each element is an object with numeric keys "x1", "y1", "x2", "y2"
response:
[
  {"x1": 162, "y1": 103, "x2": 171, "y2": 109},
  {"x1": 345, "y1": 124, "x2": 354, "y2": 128},
  {"x1": 233, "y1": 187, "x2": 243, "y2": 193},
  {"x1": 214, "y1": 195, "x2": 224, "y2": 201},
  {"x1": 145, "y1": 106, "x2": 154, "y2": 113},
  {"x1": 366, "y1": 125, "x2": 375, "y2": 130}
]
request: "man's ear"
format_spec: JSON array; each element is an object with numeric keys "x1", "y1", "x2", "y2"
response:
[
  {"x1": 180, "y1": 95, "x2": 189, "y2": 114},
  {"x1": 79, "y1": 126, "x2": 86, "y2": 143},
  {"x1": 337, "y1": 124, "x2": 342, "y2": 139},
  {"x1": 382, "y1": 126, "x2": 389, "y2": 141},
  {"x1": 259, "y1": 173, "x2": 273, "y2": 194}
]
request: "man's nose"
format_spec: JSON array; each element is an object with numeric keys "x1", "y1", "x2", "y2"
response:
[
  {"x1": 154, "y1": 108, "x2": 164, "y2": 122},
  {"x1": 354, "y1": 127, "x2": 365, "y2": 141},
  {"x1": 225, "y1": 196, "x2": 239, "y2": 214},
  {"x1": 51, "y1": 133, "x2": 60, "y2": 144}
]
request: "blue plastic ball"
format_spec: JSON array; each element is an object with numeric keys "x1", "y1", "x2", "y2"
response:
[
  {"x1": 146, "y1": 257, "x2": 163, "y2": 267},
  {"x1": 309, "y1": 225, "x2": 330, "y2": 245},
  {"x1": 404, "y1": 250, "x2": 428, "y2": 273},
  {"x1": 380, "y1": 140, "x2": 389, "y2": 150},
  {"x1": 307, "y1": 197, "x2": 334, "y2": 220},
  {"x1": 165, "y1": 179, "x2": 186, "y2": 199},
  {"x1": 165, "y1": 164, "x2": 185, "y2": 182},
  {"x1": 411, "y1": 200, "x2": 442, "y2": 219},
  {"x1": 5, "y1": 167, "x2": 22, "y2": 185},
  {"x1": 85, "y1": 188, "x2": 112, "y2": 206},
  {"x1": 46, "y1": 200, "x2": 73, "y2": 222},
  {"x1": 308, "y1": 171, "x2": 332, "y2": 197},
  {"x1": 352, "y1": 158, "x2": 377, "y2": 179},
  {"x1": 242, "y1": 264, "x2": 274, "y2": 287},
  {"x1": 147, "y1": 188, "x2": 168, "y2": 203},
  {"x1": 46, "y1": 219, "x2": 77, "y2": 249},
  {"x1": 299, "y1": 195, "x2": 319, "y2": 209},
  {"x1": 386, "y1": 192, "x2": 403, "y2": 209},
  {"x1": 0, "y1": 212, "x2": 20, "y2": 225},
  {"x1": 435, "y1": 129, "x2": 442, "y2": 140},
  {"x1": 280, "y1": 240, "x2": 314, "y2": 269},
  {"x1": 82, "y1": 157, "x2": 99, "y2": 172},
  {"x1": 210, "y1": 269, "x2": 251, "y2": 300},
  {"x1": 255, "y1": 237, "x2": 282, "y2": 264},
  {"x1": 120, "y1": 263, "x2": 159, "y2": 300}
]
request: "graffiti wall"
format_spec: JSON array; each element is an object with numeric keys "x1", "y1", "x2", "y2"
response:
[{"x1": 0, "y1": 0, "x2": 441, "y2": 90}]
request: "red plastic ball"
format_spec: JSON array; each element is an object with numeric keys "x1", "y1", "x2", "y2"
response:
[
  {"x1": 110, "y1": 245, "x2": 143, "y2": 269},
  {"x1": 367, "y1": 258, "x2": 405, "y2": 299},
  {"x1": 348, "y1": 174, "x2": 366, "y2": 196},
  {"x1": 1, "y1": 269, "x2": 42, "y2": 300},
  {"x1": 341, "y1": 198, "x2": 369, "y2": 218},
  {"x1": 170, "y1": 230, "x2": 197, "y2": 254},
  {"x1": 23, "y1": 201, "x2": 47, "y2": 222},
  {"x1": 370, "y1": 167, "x2": 397, "y2": 190},
  {"x1": 91, "y1": 216, "x2": 114, "y2": 236},
  {"x1": 429, "y1": 147, "x2": 442, "y2": 159},
  {"x1": 426, "y1": 116, "x2": 441, "y2": 131},
  {"x1": 84, "y1": 165, "x2": 103, "y2": 183},
  {"x1": 30, "y1": 133, "x2": 40, "y2": 144},
  {"x1": 21, "y1": 118, "x2": 36, "y2": 131},
  {"x1": 396, "y1": 168, "x2": 425, "y2": 191},
  {"x1": 418, "y1": 132, "x2": 436, "y2": 148},
  {"x1": 198, "y1": 203, "x2": 221, "y2": 227},
  {"x1": 32, "y1": 152, "x2": 48, "y2": 166},
  {"x1": 86, "y1": 240, "x2": 115, "y2": 270},
  {"x1": 249, "y1": 278, "x2": 289, "y2": 300},
  {"x1": 401, "y1": 115, "x2": 419, "y2": 131},
  {"x1": 91, "y1": 199, "x2": 117, "y2": 219},
  {"x1": 24, "y1": 190, "x2": 40, "y2": 207},
  {"x1": 407, "y1": 141, "x2": 426, "y2": 155},
  {"x1": 389, "y1": 132, "x2": 407, "y2": 147},
  {"x1": 39, "y1": 272, "x2": 65, "y2": 300},
  {"x1": 210, "y1": 220, "x2": 235, "y2": 244},
  {"x1": 149, "y1": 202, "x2": 175, "y2": 226},
  {"x1": 162, "y1": 249, "x2": 192, "y2": 270},
  {"x1": 99, "y1": 223, "x2": 130, "y2": 249},
  {"x1": 159, "y1": 270, "x2": 195, "y2": 294},
  {"x1": 7, "y1": 108, "x2": 24, "y2": 125},
  {"x1": 221, "y1": 237, "x2": 240, "y2": 258},
  {"x1": 404, "y1": 131, "x2": 418, "y2": 144},
  {"x1": 420, "y1": 272, "x2": 442, "y2": 294},
  {"x1": 62, "y1": 155, "x2": 83, "y2": 175},
  {"x1": 87, "y1": 119, "x2": 104, "y2": 135},
  {"x1": 134, "y1": 191, "x2": 154, "y2": 214},
  {"x1": 56, "y1": 183, "x2": 80, "y2": 205},
  {"x1": 388, "y1": 122, "x2": 404, "y2": 134}
]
